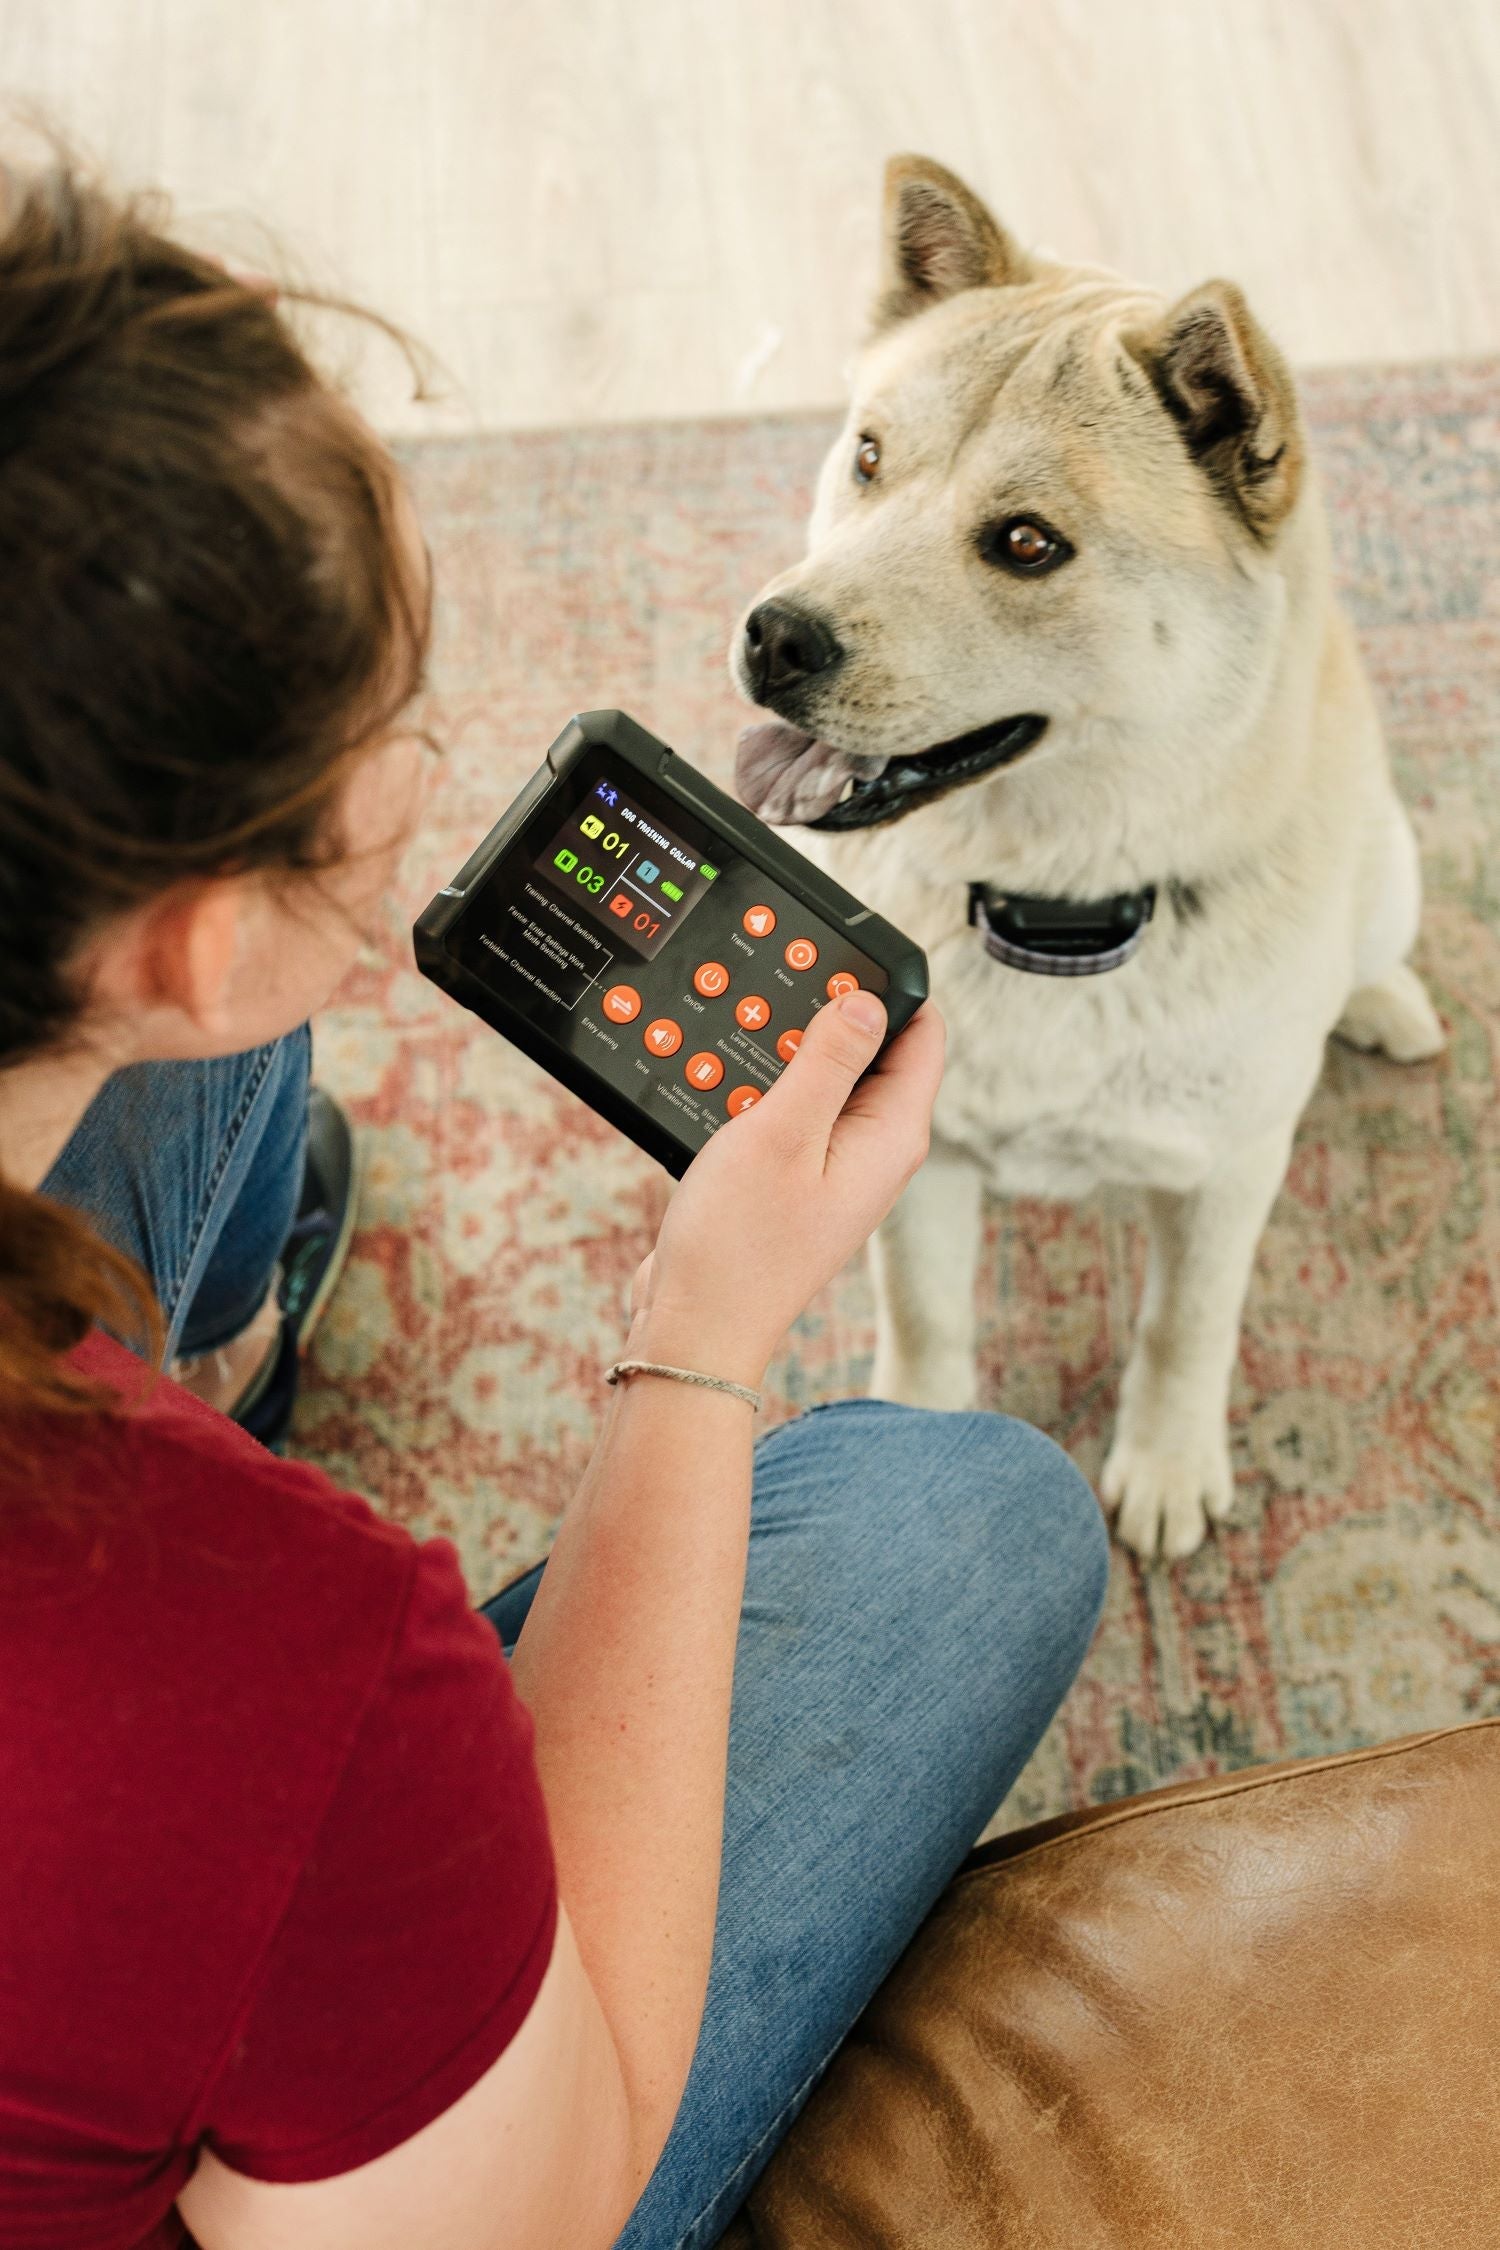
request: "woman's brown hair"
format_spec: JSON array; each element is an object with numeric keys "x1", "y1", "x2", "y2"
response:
[{"x1": 0, "y1": 151, "x2": 429, "y2": 1426}]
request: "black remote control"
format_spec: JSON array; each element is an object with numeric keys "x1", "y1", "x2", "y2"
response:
[{"x1": 414, "y1": 710, "x2": 930, "y2": 1177}]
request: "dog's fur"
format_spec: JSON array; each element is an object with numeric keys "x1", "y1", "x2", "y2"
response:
[{"x1": 732, "y1": 156, "x2": 1443, "y2": 1561}]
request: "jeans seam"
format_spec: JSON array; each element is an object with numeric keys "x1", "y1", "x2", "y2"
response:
[
  {"x1": 754, "y1": 1396, "x2": 897, "y2": 1456},
  {"x1": 162, "y1": 1040, "x2": 281, "y2": 1318},
  {"x1": 672, "y1": 2035, "x2": 847, "y2": 2250}
]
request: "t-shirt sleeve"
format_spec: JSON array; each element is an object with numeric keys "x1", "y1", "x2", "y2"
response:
[{"x1": 199, "y1": 1535, "x2": 558, "y2": 2182}]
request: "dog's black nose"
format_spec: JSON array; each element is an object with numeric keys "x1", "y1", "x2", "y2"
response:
[{"x1": 742, "y1": 601, "x2": 844, "y2": 703}]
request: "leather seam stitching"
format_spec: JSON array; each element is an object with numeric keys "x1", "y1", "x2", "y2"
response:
[{"x1": 960, "y1": 1717, "x2": 1500, "y2": 1886}]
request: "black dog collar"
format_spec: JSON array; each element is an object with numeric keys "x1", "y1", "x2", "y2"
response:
[{"x1": 969, "y1": 881, "x2": 1157, "y2": 978}]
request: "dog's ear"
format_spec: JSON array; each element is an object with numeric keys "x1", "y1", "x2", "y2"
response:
[
  {"x1": 872, "y1": 155, "x2": 1030, "y2": 331},
  {"x1": 1127, "y1": 281, "x2": 1304, "y2": 540}
]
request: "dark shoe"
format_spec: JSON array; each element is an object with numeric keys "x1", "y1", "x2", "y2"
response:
[
  {"x1": 280, "y1": 1086, "x2": 360, "y2": 1347},
  {"x1": 236, "y1": 1086, "x2": 359, "y2": 1450}
]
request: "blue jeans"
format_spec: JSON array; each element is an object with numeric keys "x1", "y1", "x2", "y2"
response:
[
  {"x1": 45, "y1": 1034, "x2": 1110, "y2": 2250},
  {"x1": 44, "y1": 1027, "x2": 312, "y2": 1361}
]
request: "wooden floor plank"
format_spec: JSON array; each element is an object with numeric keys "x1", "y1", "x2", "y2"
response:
[{"x1": 2, "y1": 0, "x2": 1497, "y2": 432}]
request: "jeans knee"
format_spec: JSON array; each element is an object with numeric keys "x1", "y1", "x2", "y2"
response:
[
  {"x1": 960, "y1": 1411, "x2": 1110, "y2": 1663},
  {"x1": 751, "y1": 1400, "x2": 1109, "y2": 1671}
]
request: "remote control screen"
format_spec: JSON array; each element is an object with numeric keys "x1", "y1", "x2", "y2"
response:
[{"x1": 536, "y1": 775, "x2": 717, "y2": 961}]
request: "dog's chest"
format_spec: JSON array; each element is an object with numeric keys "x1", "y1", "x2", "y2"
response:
[
  {"x1": 807, "y1": 810, "x2": 1349, "y2": 1196},
  {"x1": 915, "y1": 920, "x2": 1322, "y2": 1197}
]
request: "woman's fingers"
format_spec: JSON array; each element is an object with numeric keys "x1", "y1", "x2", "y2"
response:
[
  {"x1": 825, "y1": 1001, "x2": 944, "y2": 1187},
  {"x1": 756, "y1": 989, "x2": 889, "y2": 1150},
  {"x1": 835, "y1": 1001, "x2": 945, "y2": 1127}
]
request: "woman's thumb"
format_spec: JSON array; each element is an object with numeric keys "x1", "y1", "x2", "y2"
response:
[{"x1": 768, "y1": 988, "x2": 887, "y2": 1137}]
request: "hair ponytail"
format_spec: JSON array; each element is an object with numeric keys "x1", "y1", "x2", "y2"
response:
[{"x1": 0, "y1": 1173, "x2": 161, "y2": 1425}]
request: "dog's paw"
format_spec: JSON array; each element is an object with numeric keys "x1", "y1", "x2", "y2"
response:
[
  {"x1": 1335, "y1": 966, "x2": 1445, "y2": 1065},
  {"x1": 869, "y1": 1350, "x2": 978, "y2": 1413},
  {"x1": 1100, "y1": 1428, "x2": 1235, "y2": 1562}
]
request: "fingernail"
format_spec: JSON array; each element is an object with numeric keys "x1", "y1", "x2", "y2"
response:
[{"x1": 840, "y1": 990, "x2": 885, "y2": 1035}]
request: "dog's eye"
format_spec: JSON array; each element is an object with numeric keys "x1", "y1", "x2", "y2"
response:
[
  {"x1": 853, "y1": 434, "x2": 882, "y2": 485},
  {"x1": 980, "y1": 516, "x2": 1073, "y2": 575}
]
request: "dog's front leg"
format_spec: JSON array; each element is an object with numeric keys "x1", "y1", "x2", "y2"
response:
[
  {"x1": 1103, "y1": 1126, "x2": 1295, "y2": 1562},
  {"x1": 869, "y1": 1141, "x2": 984, "y2": 1410}
]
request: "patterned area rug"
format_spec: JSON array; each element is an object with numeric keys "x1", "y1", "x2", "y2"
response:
[{"x1": 295, "y1": 360, "x2": 1500, "y2": 1828}]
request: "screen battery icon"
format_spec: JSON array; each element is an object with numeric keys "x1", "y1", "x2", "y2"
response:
[
  {"x1": 699, "y1": 863, "x2": 719, "y2": 882},
  {"x1": 660, "y1": 878, "x2": 684, "y2": 902}
]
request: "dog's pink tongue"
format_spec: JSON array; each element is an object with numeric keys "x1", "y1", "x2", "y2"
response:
[{"x1": 734, "y1": 721, "x2": 855, "y2": 826}]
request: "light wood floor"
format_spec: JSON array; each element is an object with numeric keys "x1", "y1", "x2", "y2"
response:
[{"x1": 4, "y1": 0, "x2": 1499, "y2": 435}]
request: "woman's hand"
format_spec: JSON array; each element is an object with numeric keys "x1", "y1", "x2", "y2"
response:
[{"x1": 628, "y1": 994, "x2": 945, "y2": 1390}]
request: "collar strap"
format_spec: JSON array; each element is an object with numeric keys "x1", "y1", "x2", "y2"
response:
[{"x1": 969, "y1": 881, "x2": 1156, "y2": 978}]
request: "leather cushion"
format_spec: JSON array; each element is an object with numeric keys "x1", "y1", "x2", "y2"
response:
[{"x1": 718, "y1": 1719, "x2": 1500, "y2": 2248}]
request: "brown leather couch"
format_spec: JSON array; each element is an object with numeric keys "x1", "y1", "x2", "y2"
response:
[{"x1": 718, "y1": 1719, "x2": 1500, "y2": 2248}]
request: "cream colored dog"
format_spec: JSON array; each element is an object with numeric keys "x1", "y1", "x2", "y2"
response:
[{"x1": 732, "y1": 155, "x2": 1443, "y2": 1561}]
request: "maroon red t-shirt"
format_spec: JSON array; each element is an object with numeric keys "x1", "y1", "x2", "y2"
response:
[{"x1": 0, "y1": 1333, "x2": 557, "y2": 2250}]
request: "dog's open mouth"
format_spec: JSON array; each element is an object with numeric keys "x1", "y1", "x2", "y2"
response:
[{"x1": 735, "y1": 714, "x2": 1048, "y2": 830}]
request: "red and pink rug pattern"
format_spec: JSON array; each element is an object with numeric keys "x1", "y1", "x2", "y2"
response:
[{"x1": 296, "y1": 360, "x2": 1500, "y2": 1824}]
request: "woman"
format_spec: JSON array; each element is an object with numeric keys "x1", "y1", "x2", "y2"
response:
[{"x1": 0, "y1": 157, "x2": 1110, "y2": 2250}]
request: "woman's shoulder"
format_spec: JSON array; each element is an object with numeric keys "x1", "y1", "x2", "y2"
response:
[
  {"x1": 1, "y1": 1328, "x2": 458, "y2": 1730},
  {"x1": 0, "y1": 1324, "x2": 522, "y2": 1982},
  {"x1": 45, "y1": 1326, "x2": 418, "y2": 1571}
]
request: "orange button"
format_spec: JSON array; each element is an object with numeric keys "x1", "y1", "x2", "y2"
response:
[
  {"x1": 643, "y1": 1018, "x2": 683, "y2": 1057},
  {"x1": 726, "y1": 1085, "x2": 763, "y2": 1116},
  {"x1": 743, "y1": 904, "x2": 777, "y2": 938},
  {"x1": 694, "y1": 961, "x2": 731, "y2": 999},
  {"x1": 825, "y1": 971, "x2": 859, "y2": 1000},
  {"x1": 776, "y1": 1027, "x2": 803, "y2": 1063},
  {"x1": 684, "y1": 1051, "x2": 725, "y2": 1091},
  {"x1": 735, "y1": 994, "x2": 772, "y2": 1031},
  {"x1": 602, "y1": 983, "x2": 642, "y2": 1023},
  {"x1": 784, "y1": 938, "x2": 818, "y2": 971}
]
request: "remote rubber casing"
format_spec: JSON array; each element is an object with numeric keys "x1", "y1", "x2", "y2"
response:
[{"x1": 414, "y1": 709, "x2": 930, "y2": 1177}]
